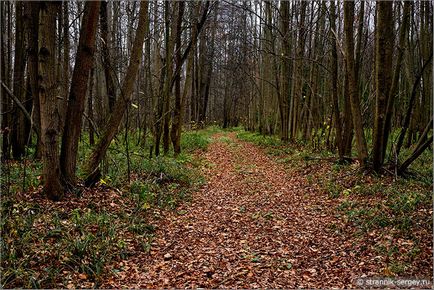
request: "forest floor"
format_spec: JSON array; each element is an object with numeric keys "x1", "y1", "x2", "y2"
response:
[
  {"x1": 2, "y1": 129, "x2": 431, "y2": 288},
  {"x1": 101, "y1": 131, "x2": 432, "y2": 288}
]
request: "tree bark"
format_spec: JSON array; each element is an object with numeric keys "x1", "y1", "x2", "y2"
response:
[
  {"x1": 38, "y1": 1, "x2": 63, "y2": 200},
  {"x1": 60, "y1": 1, "x2": 101, "y2": 187},
  {"x1": 170, "y1": 1, "x2": 185, "y2": 156},
  {"x1": 88, "y1": 66, "x2": 95, "y2": 146},
  {"x1": 344, "y1": 1, "x2": 368, "y2": 164},
  {"x1": 60, "y1": 1, "x2": 70, "y2": 134},
  {"x1": 372, "y1": 1, "x2": 394, "y2": 171}
]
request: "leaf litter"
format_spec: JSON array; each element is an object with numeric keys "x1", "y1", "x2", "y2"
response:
[
  {"x1": 3, "y1": 131, "x2": 430, "y2": 288},
  {"x1": 101, "y1": 132, "x2": 431, "y2": 288}
]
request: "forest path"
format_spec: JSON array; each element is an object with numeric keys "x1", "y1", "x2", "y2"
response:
[{"x1": 105, "y1": 132, "x2": 369, "y2": 288}]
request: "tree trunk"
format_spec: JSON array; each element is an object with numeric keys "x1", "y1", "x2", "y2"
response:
[
  {"x1": 1, "y1": 1, "x2": 10, "y2": 160},
  {"x1": 344, "y1": 1, "x2": 368, "y2": 164},
  {"x1": 11, "y1": 1, "x2": 28, "y2": 159},
  {"x1": 60, "y1": 1, "x2": 101, "y2": 187},
  {"x1": 84, "y1": 1, "x2": 148, "y2": 186},
  {"x1": 162, "y1": 1, "x2": 174, "y2": 155},
  {"x1": 38, "y1": 1, "x2": 63, "y2": 200},
  {"x1": 329, "y1": 1, "x2": 343, "y2": 158},
  {"x1": 100, "y1": 0, "x2": 116, "y2": 113},
  {"x1": 395, "y1": 53, "x2": 433, "y2": 157},
  {"x1": 198, "y1": 24, "x2": 216, "y2": 127},
  {"x1": 382, "y1": 1, "x2": 411, "y2": 161},
  {"x1": 170, "y1": 1, "x2": 185, "y2": 156},
  {"x1": 372, "y1": 1, "x2": 394, "y2": 171},
  {"x1": 290, "y1": 1, "x2": 307, "y2": 140},
  {"x1": 261, "y1": 0, "x2": 277, "y2": 136},
  {"x1": 60, "y1": 1, "x2": 70, "y2": 134},
  {"x1": 88, "y1": 66, "x2": 95, "y2": 146},
  {"x1": 278, "y1": 1, "x2": 290, "y2": 142},
  {"x1": 398, "y1": 135, "x2": 433, "y2": 174}
]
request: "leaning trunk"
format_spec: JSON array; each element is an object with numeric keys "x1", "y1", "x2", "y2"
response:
[
  {"x1": 60, "y1": 1, "x2": 100, "y2": 187},
  {"x1": 84, "y1": 2, "x2": 148, "y2": 186}
]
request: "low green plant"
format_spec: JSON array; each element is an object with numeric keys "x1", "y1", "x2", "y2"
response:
[
  {"x1": 218, "y1": 136, "x2": 232, "y2": 143},
  {"x1": 237, "y1": 131, "x2": 282, "y2": 147},
  {"x1": 1, "y1": 160, "x2": 43, "y2": 196},
  {"x1": 326, "y1": 181, "x2": 342, "y2": 198},
  {"x1": 0, "y1": 195, "x2": 157, "y2": 288},
  {"x1": 180, "y1": 131, "x2": 210, "y2": 152}
]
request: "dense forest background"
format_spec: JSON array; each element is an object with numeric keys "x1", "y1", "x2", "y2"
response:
[{"x1": 1, "y1": 1, "x2": 432, "y2": 198}]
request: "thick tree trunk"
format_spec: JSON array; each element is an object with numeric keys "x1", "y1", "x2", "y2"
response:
[
  {"x1": 60, "y1": 1, "x2": 100, "y2": 187},
  {"x1": 170, "y1": 1, "x2": 185, "y2": 156},
  {"x1": 84, "y1": 2, "x2": 148, "y2": 186},
  {"x1": 38, "y1": 1, "x2": 63, "y2": 200},
  {"x1": 372, "y1": 1, "x2": 394, "y2": 171},
  {"x1": 161, "y1": 0, "x2": 209, "y2": 154}
]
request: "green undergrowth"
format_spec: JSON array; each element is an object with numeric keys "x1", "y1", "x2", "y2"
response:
[
  {"x1": 236, "y1": 128, "x2": 432, "y2": 276},
  {"x1": 236, "y1": 130, "x2": 333, "y2": 168},
  {"x1": 1, "y1": 189, "x2": 155, "y2": 288},
  {"x1": 328, "y1": 168, "x2": 432, "y2": 275},
  {"x1": 1, "y1": 127, "x2": 220, "y2": 288},
  {"x1": 1, "y1": 128, "x2": 217, "y2": 193},
  {"x1": 128, "y1": 156, "x2": 203, "y2": 210},
  {"x1": 76, "y1": 128, "x2": 217, "y2": 187}
]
